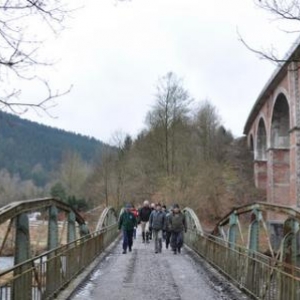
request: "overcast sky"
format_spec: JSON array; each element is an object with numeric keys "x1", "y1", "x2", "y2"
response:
[{"x1": 19, "y1": 0, "x2": 300, "y2": 144}]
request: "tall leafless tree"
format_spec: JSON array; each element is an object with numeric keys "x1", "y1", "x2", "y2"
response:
[
  {"x1": 146, "y1": 72, "x2": 193, "y2": 176},
  {"x1": 240, "y1": 0, "x2": 300, "y2": 64},
  {"x1": 0, "y1": 0, "x2": 74, "y2": 114}
]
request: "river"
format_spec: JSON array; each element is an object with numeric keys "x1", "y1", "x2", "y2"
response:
[{"x1": 0, "y1": 257, "x2": 14, "y2": 271}]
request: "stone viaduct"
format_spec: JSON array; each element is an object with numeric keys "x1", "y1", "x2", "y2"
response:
[{"x1": 244, "y1": 41, "x2": 300, "y2": 211}]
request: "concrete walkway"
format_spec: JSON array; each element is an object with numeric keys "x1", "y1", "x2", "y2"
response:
[{"x1": 70, "y1": 229, "x2": 249, "y2": 300}]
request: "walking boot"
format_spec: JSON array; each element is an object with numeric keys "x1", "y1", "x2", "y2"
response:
[
  {"x1": 142, "y1": 232, "x2": 145, "y2": 243},
  {"x1": 159, "y1": 239, "x2": 162, "y2": 252}
]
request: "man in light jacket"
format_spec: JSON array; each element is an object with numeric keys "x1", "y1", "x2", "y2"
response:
[{"x1": 149, "y1": 203, "x2": 166, "y2": 253}]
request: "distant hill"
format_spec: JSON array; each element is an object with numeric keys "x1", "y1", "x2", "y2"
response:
[{"x1": 0, "y1": 112, "x2": 105, "y2": 186}]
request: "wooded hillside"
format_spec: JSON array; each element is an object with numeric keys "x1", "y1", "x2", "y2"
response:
[{"x1": 0, "y1": 112, "x2": 104, "y2": 185}]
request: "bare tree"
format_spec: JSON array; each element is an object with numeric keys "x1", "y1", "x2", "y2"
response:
[
  {"x1": 59, "y1": 150, "x2": 91, "y2": 198},
  {"x1": 0, "y1": 0, "x2": 74, "y2": 114},
  {"x1": 110, "y1": 131, "x2": 133, "y2": 208},
  {"x1": 146, "y1": 72, "x2": 192, "y2": 176},
  {"x1": 193, "y1": 101, "x2": 222, "y2": 161},
  {"x1": 240, "y1": 0, "x2": 300, "y2": 64},
  {"x1": 0, "y1": 169, "x2": 42, "y2": 205},
  {"x1": 257, "y1": 0, "x2": 300, "y2": 22}
]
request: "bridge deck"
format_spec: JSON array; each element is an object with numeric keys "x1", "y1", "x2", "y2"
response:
[{"x1": 69, "y1": 229, "x2": 249, "y2": 300}]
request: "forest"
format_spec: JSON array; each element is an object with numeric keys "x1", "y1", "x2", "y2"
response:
[
  {"x1": 83, "y1": 73, "x2": 265, "y2": 227},
  {"x1": 0, "y1": 73, "x2": 265, "y2": 226},
  {"x1": 0, "y1": 111, "x2": 105, "y2": 207}
]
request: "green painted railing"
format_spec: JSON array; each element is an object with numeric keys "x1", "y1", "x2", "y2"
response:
[
  {"x1": 0, "y1": 224, "x2": 118, "y2": 300},
  {"x1": 184, "y1": 229, "x2": 300, "y2": 300}
]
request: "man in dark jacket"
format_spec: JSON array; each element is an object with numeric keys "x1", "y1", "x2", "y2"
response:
[
  {"x1": 138, "y1": 200, "x2": 152, "y2": 243},
  {"x1": 165, "y1": 206, "x2": 173, "y2": 249},
  {"x1": 149, "y1": 203, "x2": 166, "y2": 253},
  {"x1": 169, "y1": 204, "x2": 187, "y2": 254},
  {"x1": 118, "y1": 203, "x2": 137, "y2": 254}
]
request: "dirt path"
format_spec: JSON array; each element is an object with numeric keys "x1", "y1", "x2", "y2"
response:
[{"x1": 70, "y1": 229, "x2": 250, "y2": 300}]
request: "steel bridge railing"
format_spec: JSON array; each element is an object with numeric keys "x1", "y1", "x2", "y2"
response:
[
  {"x1": 0, "y1": 223, "x2": 118, "y2": 300},
  {"x1": 185, "y1": 230, "x2": 300, "y2": 300}
]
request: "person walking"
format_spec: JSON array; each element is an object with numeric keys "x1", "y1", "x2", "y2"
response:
[
  {"x1": 149, "y1": 202, "x2": 156, "y2": 240},
  {"x1": 169, "y1": 204, "x2": 187, "y2": 254},
  {"x1": 161, "y1": 205, "x2": 168, "y2": 242},
  {"x1": 130, "y1": 205, "x2": 139, "y2": 239},
  {"x1": 149, "y1": 203, "x2": 166, "y2": 253},
  {"x1": 118, "y1": 203, "x2": 137, "y2": 254},
  {"x1": 165, "y1": 206, "x2": 173, "y2": 249},
  {"x1": 138, "y1": 200, "x2": 152, "y2": 243}
]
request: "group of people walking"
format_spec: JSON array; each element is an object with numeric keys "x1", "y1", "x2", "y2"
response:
[{"x1": 118, "y1": 200, "x2": 187, "y2": 255}]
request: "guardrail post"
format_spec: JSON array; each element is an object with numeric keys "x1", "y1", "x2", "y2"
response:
[
  {"x1": 246, "y1": 209, "x2": 262, "y2": 296},
  {"x1": 280, "y1": 218, "x2": 299, "y2": 300},
  {"x1": 282, "y1": 218, "x2": 299, "y2": 266},
  {"x1": 12, "y1": 213, "x2": 31, "y2": 300},
  {"x1": 68, "y1": 211, "x2": 76, "y2": 243},
  {"x1": 48, "y1": 205, "x2": 58, "y2": 250},
  {"x1": 248, "y1": 209, "x2": 261, "y2": 252},
  {"x1": 45, "y1": 205, "x2": 59, "y2": 298},
  {"x1": 228, "y1": 213, "x2": 238, "y2": 248},
  {"x1": 66, "y1": 211, "x2": 77, "y2": 281}
]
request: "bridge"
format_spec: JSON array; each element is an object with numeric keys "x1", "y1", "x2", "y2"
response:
[
  {"x1": 244, "y1": 38, "x2": 300, "y2": 209},
  {"x1": 0, "y1": 198, "x2": 300, "y2": 299}
]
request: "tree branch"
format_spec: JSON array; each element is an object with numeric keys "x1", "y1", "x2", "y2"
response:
[{"x1": 0, "y1": 0, "x2": 76, "y2": 115}]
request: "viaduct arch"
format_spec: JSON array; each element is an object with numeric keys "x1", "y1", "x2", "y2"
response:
[{"x1": 244, "y1": 42, "x2": 300, "y2": 209}]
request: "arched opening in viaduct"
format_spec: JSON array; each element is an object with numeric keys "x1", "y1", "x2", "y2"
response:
[
  {"x1": 254, "y1": 118, "x2": 268, "y2": 190},
  {"x1": 271, "y1": 93, "x2": 290, "y2": 149},
  {"x1": 269, "y1": 93, "x2": 290, "y2": 206},
  {"x1": 257, "y1": 118, "x2": 267, "y2": 160}
]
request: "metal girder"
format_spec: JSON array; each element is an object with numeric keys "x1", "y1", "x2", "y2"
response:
[
  {"x1": 13, "y1": 213, "x2": 31, "y2": 300},
  {"x1": 213, "y1": 202, "x2": 300, "y2": 233},
  {"x1": 96, "y1": 206, "x2": 118, "y2": 231},
  {"x1": 14, "y1": 213, "x2": 30, "y2": 264},
  {"x1": 228, "y1": 213, "x2": 238, "y2": 248},
  {"x1": 248, "y1": 209, "x2": 262, "y2": 252},
  {"x1": 46, "y1": 206, "x2": 59, "y2": 298},
  {"x1": 48, "y1": 205, "x2": 58, "y2": 250},
  {"x1": 0, "y1": 197, "x2": 86, "y2": 226},
  {"x1": 183, "y1": 207, "x2": 204, "y2": 236},
  {"x1": 280, "y1": 218, "x2": 299, "y2": 265}
]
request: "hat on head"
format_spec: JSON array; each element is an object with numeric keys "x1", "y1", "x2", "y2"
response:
[
  {"x1": 125, "y1": 203, "x2": 132, "y2": 209},
  {"x1": 173, "y1": 204, "x2": 179, "y2": 209}
]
